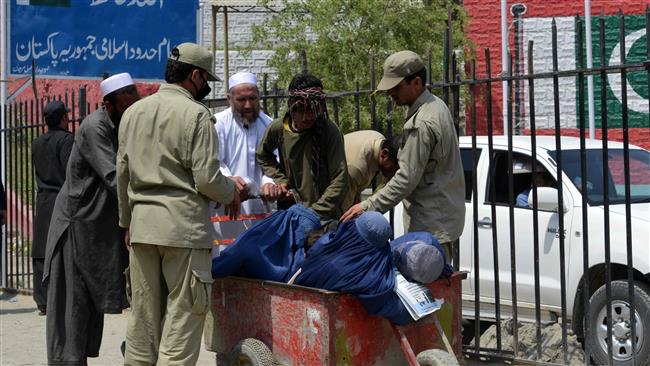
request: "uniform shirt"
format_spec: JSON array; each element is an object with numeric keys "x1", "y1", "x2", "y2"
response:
[
  {"x1": 214, "y1": 107, "x2": 273, "y2": 213},
  {"x1": 257, "y1": 115, "x2": 349, "y2": 221},
  {"x1": 342, "y1": 130, "x2": 385, "y2": 210},
  {"x1": 361, "y1": 90, "x2": 465, "y2": 242},
  {"x1": 117, "y1": 83, "x2": 235, "y2": 249}
]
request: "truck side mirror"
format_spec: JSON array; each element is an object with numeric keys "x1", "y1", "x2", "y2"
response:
[{"x1": 529, "y1": 187, "x2": 569, "y2": 213}]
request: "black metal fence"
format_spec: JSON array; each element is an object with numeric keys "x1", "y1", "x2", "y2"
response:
[
  {"x1": 1, "y1": 8, "x2": 649, "y2": 366},
  {"x1": 1, "y1": 87, "x2": 97, "y2": 291}
]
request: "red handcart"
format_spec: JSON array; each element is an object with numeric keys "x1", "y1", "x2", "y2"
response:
[{"x1": 206, "y1": 272, "x2": 467, "y2": 365}]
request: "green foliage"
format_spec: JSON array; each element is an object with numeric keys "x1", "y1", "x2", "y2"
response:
[{"x1": 251, "y1": 0, "x2": 469, "y2": 133}]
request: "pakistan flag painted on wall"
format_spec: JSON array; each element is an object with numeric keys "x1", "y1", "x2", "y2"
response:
[{"x1": 576, "y1": 15, "x2": 649, "y2": 128}]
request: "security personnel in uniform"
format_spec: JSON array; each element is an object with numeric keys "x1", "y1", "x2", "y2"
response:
[
  {"x1": 31, "y1": 100, "x2": 74, "y2": 315},
  {"x1": 117, "y1": 42, "x2": 240, "y2": 365},
  {"x1": 342, "y1": 50, "x2": 465, "y2": 260},
  {"x1": 342, "y1": 130, "x2": 399, "y2": 210}
]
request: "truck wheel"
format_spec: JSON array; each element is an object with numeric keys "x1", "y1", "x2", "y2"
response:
[
  {"x1": 416, "y1": 349, "x2": 460, "y2": 366},
  {"x1": 228, "y1": 338, "x2": 275, "y2": 366},
  {"x1": 586, "y1": 280, "x2": 650, "y2": 366}
]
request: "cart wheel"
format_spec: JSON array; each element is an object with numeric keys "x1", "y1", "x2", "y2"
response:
[
  {"x1": 229, "y1": 338, "x2": 275, "y2": 366},
  {"x1": 416, "y1": 349, "x2": 460, "y2": 366}
]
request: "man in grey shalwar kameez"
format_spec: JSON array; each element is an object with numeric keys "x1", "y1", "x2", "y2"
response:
[{"x1": 43, "y1": 73, "x2": 140, "y2": 365}]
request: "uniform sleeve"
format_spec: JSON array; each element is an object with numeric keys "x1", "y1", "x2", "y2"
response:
[
  {"x1": 256, "y1": 121, "x2": 289, "y2": 185},
  {"x1": 361, "y1": 123, "x2": 434, "y2": 213},
  {"x1": 310, "y1": 124, "x2": 349, "y2": 218},
  {"x1": 191, "y1": 112, "x2": 235, "y2": 204},
  {"x1": 347, "y1": 165, "x2": 366, "y2": 198},
  {"x1": 78, "y1": 121, "x2": 118, "y2": 197},
  {"x1": 117, "y1": 119, "x2": 131, "y2": 228}
]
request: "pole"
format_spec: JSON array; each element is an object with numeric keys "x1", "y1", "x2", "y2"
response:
[
  {"x1": 223, "y1": 6, "x2": 229, "y2": 92},
  {"x1": 1, "y1": 0, "x2": 7, "y2": 289},
  {"x1": 211, "y1": 5, "x2": 217, "y2": 99},
  {"x1": 585, "y1": 0, "x2": 596, "y2": 140},
  {"x1": 501, "y1": 0, "x2": 509, "y2": 136}
]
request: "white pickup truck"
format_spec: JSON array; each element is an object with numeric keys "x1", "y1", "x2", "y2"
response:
[{"x1": 389, "y1": 136, "x2": 650, "y2": 365}]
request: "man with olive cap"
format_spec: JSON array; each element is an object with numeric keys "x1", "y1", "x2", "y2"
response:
[
  {"x1": 44, "y1": 72, "x2": 140, "y2": 364},
  {"x1": 31, "y1": 100, "x2": 74, "y2": 315},
  {"x1": 341, "y1": 50, "x2": 465, "y2": 261},
  {"x1": 117, "y1": 42, "x2": 240, "y2": 364}
]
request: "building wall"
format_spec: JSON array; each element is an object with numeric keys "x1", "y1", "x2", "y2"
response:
[
  {"x1": 198, "y1": 1, "x2": 277, "y2": 95},
  {"x1": 464, "y1": 0, "x2": 649, "y2": 150}
]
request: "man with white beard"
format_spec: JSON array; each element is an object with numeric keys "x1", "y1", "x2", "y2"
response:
[{"x1": 211, "y1": 72, "x2": 280, "y2": 253}]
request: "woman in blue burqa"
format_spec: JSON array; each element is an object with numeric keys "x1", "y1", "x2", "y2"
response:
[
  {"x1": 211, "y1": 204, "x2": 320, "y2": 282},
  {"x1": 295, "y1": 211, "x2": 412, "y2": 325}
]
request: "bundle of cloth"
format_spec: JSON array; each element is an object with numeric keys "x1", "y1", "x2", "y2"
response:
[
  {"x1": 211, "y1": 204, "x2": 320, "y2": 282},
  {"x1": 390, "y1": 231, "x2": 453, "y2": 284},
  {"x1": 295, "y1": 211, "x2": 414, "y2": 325},
  {"x1": 211, "y1": 205, "x2": 452, "y2": 325}
]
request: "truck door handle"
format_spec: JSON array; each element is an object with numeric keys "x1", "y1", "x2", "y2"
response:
[{"x1": 478, "y1": 217, "x2": 492, "y2": 228}]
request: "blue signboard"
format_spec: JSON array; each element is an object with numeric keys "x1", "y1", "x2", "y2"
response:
[{"x1": 9, "y1": 0, "x2": 198, "y2": 80}]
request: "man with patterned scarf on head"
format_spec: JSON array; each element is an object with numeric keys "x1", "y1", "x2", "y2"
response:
[{"x1": 257, "y1": 72, "x2": 348, "y2": 223}]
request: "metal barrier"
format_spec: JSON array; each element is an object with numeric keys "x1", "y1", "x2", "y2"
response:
[
  {"x1": 1, "y1": 87, "x2": 93, "y2": 291},
  {"x1": 1, "y1": 8, "x2": 649, "y2": 366}
]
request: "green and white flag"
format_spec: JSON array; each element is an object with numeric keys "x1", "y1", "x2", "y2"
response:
[
  {"x1": 522, "y1": 15, "x2": 648, "y2": 130},
  {"x1": 580, "y1": 15, "x2": 648, "y2": 128}
]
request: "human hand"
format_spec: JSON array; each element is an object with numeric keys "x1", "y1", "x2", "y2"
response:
[
  {"x1": 277, "y1": 183, "x2": 292, "y2": 199},
  {"x1": 228, "y1": 176, "x2": 250, "y2": 202},
  {"x1": 261, "y1": 183, "x2": 281, "y2": 201},
  {"x1": 124, "y1": 229, "x2": 131, "y2": 252},
  {"x1": 224, "y1": 190, "x2": 241, "y2": 220},
  {"x1": 228, "y1": 176, "x2": 248, "y2": 191},
  {"x1": 340, "y1": 203, "x2": 364, "y2": 222}
]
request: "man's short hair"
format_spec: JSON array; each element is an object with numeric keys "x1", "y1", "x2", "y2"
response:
[
  {"x1": 103, "y1": 85, "x2": 138, "y2": 105},
  {"x1": 288, "y1": 72, "x2": 323, "y2": 91},
  {"x1": 381, "y1": 135, "x2": 401, "y2": 164},
  {"x1": 164, "y1": 58, "x2": 196, "y2": 84},
  {"x1": 403, "y1": 67, "x2": 427, "y2": 86}
]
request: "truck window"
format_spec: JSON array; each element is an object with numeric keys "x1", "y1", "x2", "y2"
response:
[
  {"x1": 485, "y1": 151, "x2": 556, "y2": 208},
  {"x1": 460, "y1": 148, "x2": 482, "y2": 201}
]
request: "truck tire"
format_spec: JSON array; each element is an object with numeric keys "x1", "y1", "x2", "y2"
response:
[
  {"x1": 228, "y1": 338, "x2": 275, "y2": 366},
  {"x1": 416, "y1": 349, "x2": 460, "y2": 366},
  {"x1": 586, "y1": 280, "x2": 650, "y2": 366}
]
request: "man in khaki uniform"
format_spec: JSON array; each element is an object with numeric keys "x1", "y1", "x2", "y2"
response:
[
  {"x1": 341, "y1": 130, "x2": 399, "y2": 210},
  {"x1": 117, "y1": 43, "x2": 240, "y2": 365},
  {"x1": 342, "y1": 50, "x2": 465, "y2": 259}
]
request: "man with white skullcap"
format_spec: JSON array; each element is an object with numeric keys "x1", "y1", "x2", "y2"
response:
[
  {"x1": 211, "y1": 72, "x2": 279, "y2": 245},
  {"x1": 43, "y1": 73, "x2": 140, "y2": 364},
  {"x1": 117, "y1": 42, "x2": 239, "y2": 364}
]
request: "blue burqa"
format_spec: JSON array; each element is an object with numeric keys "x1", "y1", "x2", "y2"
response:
[
  {"x1": 295, "y1": 216, "x2": 413, "y2": 325},
  {"x1": 211, "y1": 204, "x2": 320, "y2": 282}
]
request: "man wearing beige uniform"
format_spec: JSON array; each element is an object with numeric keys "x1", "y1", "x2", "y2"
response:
[
  {"x1": 342, "y1": 50, "x2": 465, "y2": 259},
  {"x1": 342, "y1": 130, "x2": 399, "y2": 210},
  {"x1": 117, "y1": 43, "x2": 240, "y2": 365}
]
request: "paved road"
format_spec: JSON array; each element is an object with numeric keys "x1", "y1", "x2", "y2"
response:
[
  {"x1": 1, "y1": 290, "x2": 503, "y2": 366},
  {"x1": 0, "y1": 291, "x2": 214, "y2": 366}
]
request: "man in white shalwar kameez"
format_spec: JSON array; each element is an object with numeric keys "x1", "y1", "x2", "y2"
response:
[{"x1": 210, "y1": 72, "x2": 281, "y2": 254}]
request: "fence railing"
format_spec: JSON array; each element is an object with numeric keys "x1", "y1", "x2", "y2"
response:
[
  {"x1": 1, "y1": 87, "x2": 98, "y2": 291},
  {"x1": 1, "y1": 8, "x2": 649, "y2": 366}
]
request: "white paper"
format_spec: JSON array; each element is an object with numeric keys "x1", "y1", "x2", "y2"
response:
[{"x1": 394, "y1": 270, "x2": 442, "y2": 321}]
